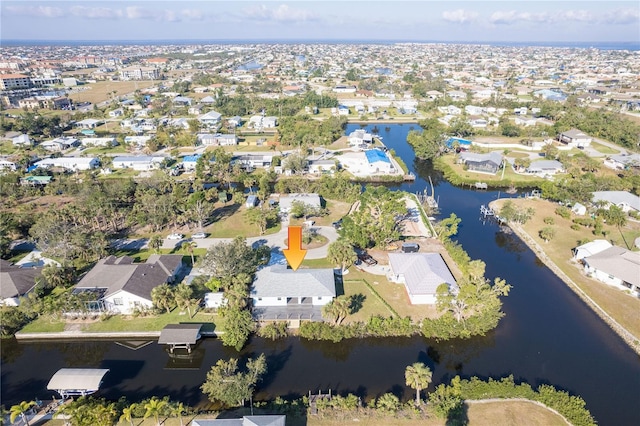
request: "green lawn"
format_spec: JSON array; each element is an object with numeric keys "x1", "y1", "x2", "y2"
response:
[
  {"x1": 590, "y1": 141, "x2": 620, "y2": 154},
  {"x1": 83, "y1": 310, "x2": 218, "y2": 332},
  {"x1": 19, "y1": 318, "x2": 66, "y2": 333},
  {"x1": 82, "y1": 145, "x2": 128, "y2": 155},
  {"x1": 343, "y1": 278, "x2": 394, "y2": 321},
  {"x1": 207, "y1": 202, "x2": 282, "y2": 238}
]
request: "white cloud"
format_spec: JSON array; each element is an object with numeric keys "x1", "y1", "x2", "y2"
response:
[
  {"x1": 69, "y1": 6, "x2": 122, "y2": 20},
  {"x1": 243, "y1": 4, "x2": 317, "y2": 23},
  {"x1": 4, "y1": 5, "x2": 64, "y2": 18},
  {"x1": 442, "y1": 9, "x2": 478, "y2": 24},
  {"x1": 601, "y1": 8, "x2": 640, "y2": 25},
  {"x1": 181, "y1": 9, "x2": 206, "y2": 21}
]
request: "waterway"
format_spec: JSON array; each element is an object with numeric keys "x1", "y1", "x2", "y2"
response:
[{"x1": 2, "y1": 123, "x2": 639, "y2": 425}]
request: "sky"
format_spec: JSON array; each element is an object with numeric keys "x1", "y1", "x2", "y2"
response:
[{"x1": 1, "y1": 0, "x2": 639, "y2": 43}]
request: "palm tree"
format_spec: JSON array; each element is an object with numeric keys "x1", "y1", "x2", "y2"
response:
[
  {"x1": 172, "y1": 402, "x2": 186, "y2": 426},
  {"x1": 183, "y1": 241, "x2": 197, "y2": 266},
  {"x1": 605, "y1": 205, "x2": 630, "y2": 249},
  {"x1": 149, "y1": 234, "x2": 163, "y2": 254},
  {"x1": 143, "y1": 397, "x2": 167, "y2": 426},
  {"x1": 322, "y1": 295, "x2": 351, "y2": 325},
  {"x1": 405, "y1": 362, "x2": 433, "y2": 406},
  {"x1": 327, "y1": 239, "x2": 357, "y2": 273},
  {"x1": 119, "y1": 403, "x2": 137, "y2": 426},
  {"x1": 10, "y1": 400, "x2": 36, "y2": 426}
]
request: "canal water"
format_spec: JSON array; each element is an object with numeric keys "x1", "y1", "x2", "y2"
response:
[{"x1": 2, "y1": 123, "x2": 639, "y2": 425}]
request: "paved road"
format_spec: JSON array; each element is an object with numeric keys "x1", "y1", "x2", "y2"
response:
[{"x1": 160, "y1": 225, "x2": 339, "y2": 260}]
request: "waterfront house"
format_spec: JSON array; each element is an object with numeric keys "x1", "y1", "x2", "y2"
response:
[
  {"x1": 582, "y1": 246, "x2": 640, "y2": 297},
  {"x1": 458, "y1": 151, "x2": 503, "y2": 174},
  {"x1": 348, "y1": 129, "x2": 373, "y2": 146},
  {"x1": 591, "y1": 191, "x2": 640, "y2": 214},
  {"x1": 0, "y1": 259, "x2": 42, "y2": 306},
  {"x1": 251, "y1": 265, "x2": 336, "y2": 320},
  {"x1": 364, "y1": 149, "x2": 395, "y2": 174},
  {"x1": 73, "y1": 255, "x2": 185, "y2": 314},
  {"x1": 603, "y1": 153, "x2": 640, "y2": 171},
  {"x1": 526, "y1": 160, "x2": 565, "y2": 176},
  {"x1": 573, "y1": 239, "x2": 612, "y2": 261},
  {"x1": 387, "y1": 253, "x2": 458, "y2": 304}
]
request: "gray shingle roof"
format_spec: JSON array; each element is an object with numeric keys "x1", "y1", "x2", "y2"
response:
[
  {"x1": 75, "y1": 255, "x2": 183, "y2": 301},
  {"x1": 584, "y1": 246, "x2": 640, "y2": 287},
  {"x1": 592, "y1": 191, "x2": 640, "y2": 211},
  {"x1": 252, "y1": 265, "x2": 336, "y2": 298},
  {"x1": 158, "y1": 324, "x2": 202, "y2": 345},
  {"x1": 0, "y1": 259, "x2": 42, "y2": 299},
  {"x1": 388, "y1": 253, "x2": 457, "y2": 296}
]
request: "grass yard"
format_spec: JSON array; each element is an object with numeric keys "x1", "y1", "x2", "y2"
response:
[
  {"x1": 343, "y1": 278, "x2": 395, "y2": 320},
  {"x1": 67, "y1": 80, "x2": 157, "y2": 105},
  {"x1": 83, "y1": 310, "x2": 218, "y2": 333},
  {"x1": 491, "y1": 198, "x2": 640, "y2": 340},
  {"x1": 207, "y1": 202, "x2": 282, "y2": 238},
  {"x1": 590, "y1": 141, "x2": 620, "y2": 154},
  {"x1": 439, "y1": 154, "x2": 545, "y2": 185}
]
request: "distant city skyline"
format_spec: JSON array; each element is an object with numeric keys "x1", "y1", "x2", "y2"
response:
[{"x1": 1, "y1": 1, "x2": 639, "y2": 44}]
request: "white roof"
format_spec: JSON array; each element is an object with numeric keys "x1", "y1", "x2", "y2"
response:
[
  {"x1": 252, "y1": 265, "x2": 335, "y2": 298},
  {"x1": 47, "y1": 368, "x2": 109, "y2": 392},
  {"x1": 592, "y1": 191, "x2": 640, "y2": 211},
  {"x1": 584, "y1": 246, "x2": 640, "y2": 287},
  {"x1": 388, "y1": 253, "x2": 457, "y2": 296},
  {"x1": 574, "y1": 239, "x2": 612, "y2": 259}
]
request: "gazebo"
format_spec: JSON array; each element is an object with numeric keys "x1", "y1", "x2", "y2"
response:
[
  {"x1": 158, "y1": 323, "x2": 203, "y2": 353},
  {"x1": 47, "y1": 368, "x2": 110, "y2": 399}
]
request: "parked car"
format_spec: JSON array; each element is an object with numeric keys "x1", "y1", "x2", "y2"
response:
[
  {"x1": 192, "y1": 232, "x2": 207, "y2": 239},
  {"x1": 332, "y1": 219, "x2": 343, "y2": 229},
  {"x1": 357, "y1": 253, "x2": 377, "y2": 266},
  {"x1": 167, "y1": 233, "x2": 184, "y2": 240}
]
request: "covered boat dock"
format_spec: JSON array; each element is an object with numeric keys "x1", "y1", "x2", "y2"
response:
[
  {"x1": 157, "y1": 323, "x2": 203, "y2": 353},
  {"x1": 47, "y1": 368, "x2": 110, "y2": 399}
]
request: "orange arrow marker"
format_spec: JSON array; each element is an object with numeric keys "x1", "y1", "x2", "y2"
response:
[{"x1": 283, "y1": 226, "x2": 307, "y2": 271}]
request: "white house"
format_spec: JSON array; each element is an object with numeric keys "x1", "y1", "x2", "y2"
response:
[
  {"x1": 75, "y1": 118, "x2": 103, "y2": 129},
  {"x1": 34, "y1": 157, "x2": 99, "y2": 171},
  {"x1": 12, "y1": 134, "x2": 32, "y2": 147},
  {"x1": 603, "y1": 153, "x2": 640, "y2": 170},
  {"x1": 571, "y1": 202, "x2": 587, "y2": 216},
  {"x1": 592, "y1": 191, "x2": 640, "y2": 213},
  {"x1": 73, "y1": 255, "x2": 185, "y2": 314},
  {"x1": 348, "y1": 129, "x2": 373, "y2": 146},
  {"x1": 387, "y1": 253, "x2": 458, "y2": 304},
  {"x1": 582, "y1": 246, "x2": 640, "y2": 297},
  {"x1": 108, "y1": 108, "x2": 124, "y2": 118},
  {"x1": 364, "y1": 149, "x2": 395, "y2": 174},
  {"x1": 278, "y1": 193, "x2": 321, "y2": 214},
  {"x1": 558, "y1": 128, "x2": 592, "y2": 148},
  {"x1": 203, "y1": 292, "x2": 225, "y2": 309},
  {"x1": 573, "y1": 239, "x2": 612, "y2": 261},
  {"x1": 81, "y1": 137, "x2": 117, "y2": 147},
  {"x1": 248, "y1": 115, "x2": 277, "y2": 129},
  {"x1": 40, "y1": 136, "x2": 79, "y2": 151},
  {"x1": 198, "y1": 133, "x2": 237, "y2": 146},
  {"x1": 112, "y1": 156, "x2": 165, "y2": 171},
  {"x1": 0, "y1": 159, "x2": 17, "y2": 171},
  {"x1": 526, "y1": 160, "x2": 565, "y2": 176},
  {"x1": 197, "y1": 110, "x2": 222, "y2": 127},
  {"x1": 251, "y1": 265, "x2": 336, "y2": 307},
  {"x1": 124, "y1": 135, "x2": 152, "y2": 147}
]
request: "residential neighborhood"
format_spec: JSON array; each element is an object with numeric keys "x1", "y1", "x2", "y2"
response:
[{"x1": 1, "y1": 37, "x2": 639, "y2": 426}]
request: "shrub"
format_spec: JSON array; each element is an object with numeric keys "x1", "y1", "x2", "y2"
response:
[
  {"x1": 555, "y1": 206, "x2": 571, "y2": 219},
  {"x1": 571, "y1": 224, "x2": 581, "y2": 230},
  {"x1": 543, "y1": 217, "x2": 555, "y2": 225}
]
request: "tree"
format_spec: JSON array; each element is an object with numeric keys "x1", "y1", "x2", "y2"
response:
[
  {"x1": 375, "y1": 393, "x2": 400, "y2": 413},
  {"x1": 219, "y1": 306, "x2": 254, "y2": 350},
  {"x1": 327, "y1": 239, "x2": 357, "y2": 272},
  {"x1": 174, "y1": 282, "x2": 198, "y2": 318},
  {"x1": 200, "y1": 237, "x2": 269, "y2": 282},
  {"x1": 405, "y1": 362, "x2": 433, "y2": 406},
  {"x1": 428, "y1": 376, "x2": 464, "y2": 419},
  {"x1": 244, "y1": 206, "x2": 277, "y2": 235},
  {"x1": 10, "y1": 400, "x2": 36, "y2": 426},
  {"x1": 171, "y1": 402, "x2": 186, "y2": 426},
  {"x1": 119, "y1": 403, "x2": 137, "y2": 426},
  {"x1": 149, "y1": 235, "x2": 163, "y2": 254},
  {"x1": 539, "y1": 226, "x2": 556, "y2": 243},
  {"x1": 603, "y1": 205, "x2": 630, "y2": 249},
  {"x1": 151, "y1": 283, "x2": 175, "y2": 313},
  {"x1": 183, "y1": 241, "x2": 197, "y2": 266},
  {"x1": 321, "y1": 296, "x2": 350, "y2": 325},
  {"x1": 201, "y1": 354, "x2": 267, "y2": 407},
  {"x1": 143, "y1": 397, "x2": 168, "y2": 426}
]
